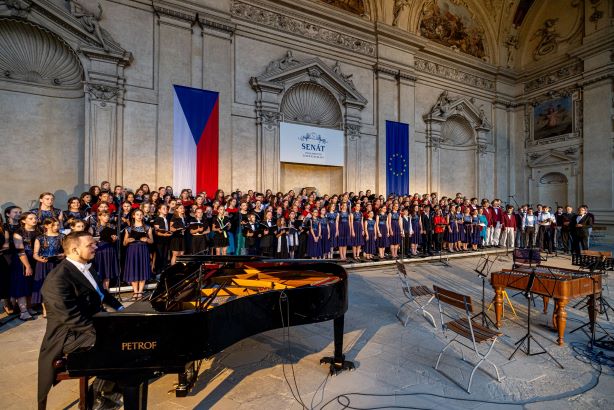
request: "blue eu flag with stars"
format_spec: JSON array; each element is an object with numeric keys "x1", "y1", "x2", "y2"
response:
[{"x1": 386, "y1": 121, "x2": 409, "y2": 196}]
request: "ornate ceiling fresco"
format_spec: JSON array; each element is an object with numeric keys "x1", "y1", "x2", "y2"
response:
[{"x1": 309, "y1": 0, "x2": 595, "y2": 69}]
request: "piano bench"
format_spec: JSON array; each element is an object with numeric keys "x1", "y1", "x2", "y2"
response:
[{"x1": 53, "y1": 359, "x2": 90, "y2": 410}]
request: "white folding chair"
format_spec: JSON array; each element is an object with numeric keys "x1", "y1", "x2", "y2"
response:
[
  {"x1": 395, "y1": 261, "x2": 436, "y2": 328},
  {"x1": 433, "y1": 285, "x2": 503, "y2": 393}
]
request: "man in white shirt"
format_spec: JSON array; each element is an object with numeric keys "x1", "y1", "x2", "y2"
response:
[{"x1": 536, "y1": 205, "x2": 555, "y2": 253}]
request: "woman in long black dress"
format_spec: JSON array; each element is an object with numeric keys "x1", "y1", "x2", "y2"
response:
[{"x1": 212, "y1": 205, "x2": 230, "y2": 255}]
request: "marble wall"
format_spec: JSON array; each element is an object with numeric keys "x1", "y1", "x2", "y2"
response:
[{"x1": 0, "y1": 0, "x2": 612, "y2": 234}]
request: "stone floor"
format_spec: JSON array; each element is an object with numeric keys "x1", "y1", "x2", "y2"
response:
[{"x1": 1, "y1": 253, "x2": 613, "y2": 409}]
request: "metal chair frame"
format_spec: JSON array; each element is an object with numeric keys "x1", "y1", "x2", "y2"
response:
[
  {"x1": 395, "y1": 261, "x2": 436, "y2": 328},
  {"x1": 433, "y1": 285, "x2": 503, "y2": 393}
]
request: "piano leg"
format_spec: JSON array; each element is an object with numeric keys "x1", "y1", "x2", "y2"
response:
[
  {"x1": 555, "y1": 299, "x2": 569, "y2": 345},
  {"x1": 320, "y1": 315, "x2": 355, "y2": 375},
  {"x1": 122, "y1": 379, "x2": 148, "y2": 410},
  {"x1": 175, "y1": 361, "x2": 197, "y2": 397}
]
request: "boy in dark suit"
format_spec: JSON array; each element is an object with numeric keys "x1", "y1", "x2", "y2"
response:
[{"x1": 38, "y1": 231, "x2": 124, "y2": 409}]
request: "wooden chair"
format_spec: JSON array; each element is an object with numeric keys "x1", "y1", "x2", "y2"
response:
[
  {"x1": 395, "y1": 261, "x2": 436, "y2": 328},
  {"x1": 53, "y1": 358, "x2": 90, "y2": 410},
  {"x1": 433, "y1": 285, "x2": 503, "y2": 393}
]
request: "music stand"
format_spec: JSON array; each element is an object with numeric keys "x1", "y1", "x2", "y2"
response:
[
  {"x1": 570, "y1": 259, "x2": 614, "y2": 346},
  {"x1": 508, "y1": 249, "x2": 564, "y2": 369},
  {"x1": 472, "y1": 254, "x2": 497, "y2": 328}
]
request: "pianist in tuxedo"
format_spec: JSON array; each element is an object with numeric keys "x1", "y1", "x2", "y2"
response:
[{"x1": 38, "y1": 231, "x2": 124, "y2": 409}]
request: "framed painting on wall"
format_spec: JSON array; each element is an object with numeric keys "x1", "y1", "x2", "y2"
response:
[{"x1": 532, "y1": 95, "x2": 573, "y2": 141}]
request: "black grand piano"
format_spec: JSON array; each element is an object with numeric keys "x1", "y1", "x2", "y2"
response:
[{"x1": 65, "y1": 256, "x2": 353, "y2": 409}]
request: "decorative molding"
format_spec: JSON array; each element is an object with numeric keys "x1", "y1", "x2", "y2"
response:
[
  {"x1": 414, "y1": 57, "x2": 494, "y2": 91},
  {"x1": 373, "y1": 63, "x2": 416, "y2": 82},
  {"x1": 257, "y1": 109, "x2": 282, "y2": 130},
  {"x1": 526, "y1": 148, "x2": 580, "y2": 168},
  {"x1": 524, "y1": 61, "x2": 583, "y2": 93},
  {"x1": 87, "y1": 83, "x2": 119, "y2": 102},
  {"x1": 0, "y1": 18, "x2": 83, "y2": 89},
  {"x1": 231, "y1": 1, "x2": 375, "y2": 57},
  {"x1": 5, "y1": 0, "x2": 31, "y2": 18},
  {"x1": 346, "y1": 123, "x2": 361, "y2": 140},
  {"x1": 152, "y1": 5, "x2": 234, "y2": 34}
]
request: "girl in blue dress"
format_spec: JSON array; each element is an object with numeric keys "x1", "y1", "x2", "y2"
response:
[
  {"x1": 461, "y1": 208, "x2": 473, "y2": 251},
  {"x1": 349, "y1": 203, "x2": 364, "y2": 260},
  {"x1": 31, "y1": 218, "x2": 64, "y2": 316},
  {"x1": 31, "y1": 192, "x2": 64, "y2": 227},
  {"x1": 478, "y1": 207, "x2": 488, "y2": 248},
  {"x1": 389, "y1": 203, "x2": 402, "y2": 258},
  {"x1": 123, "y1": 209, "x2": 153, "y2": 300},
  {"x1": 319, "y1": 207, "x2": 331, "y2": 258},
  {"x1": 363, "y1": 210, "x2": 376, "y2": 259},
  {"x1": 470, "y1": 209, "x2": 482, "y2": 251},
  {"x1": 337, "y1": 203, "x2": 351, "y2": 260},
  {"x1": 375, "y1": 206, "x2": 389, "y2": 259},
  {"x1": 307, "y1": 209, "x2": 322, "y2": 259},
  {"x1": 11, "y1": 212, "x2": 39, "y2": 320},
  {"x1": 94, "y1": 211, "x2": 120, "y2": 290},
  {"x1": 64, "y1": 197, "x2": 87, "y2": 229},
  {"x1": 446, "y1": 204, "x2": 458, "y2": 252},
  {"x1": 455, "y1": 209, "x2": 465, "y2": 251},
  {"x1": 326, "y1": 205, "x2": 338, "y2": 250}
]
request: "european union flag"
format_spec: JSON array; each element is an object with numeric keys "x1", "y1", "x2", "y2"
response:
[{"x1": 386, "y1": 121, "x2": 410, "y2": 196}]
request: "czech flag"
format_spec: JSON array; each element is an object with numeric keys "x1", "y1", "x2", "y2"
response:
[{"x1": 173, "y1": 85, "x2": 219, "y2": 196}]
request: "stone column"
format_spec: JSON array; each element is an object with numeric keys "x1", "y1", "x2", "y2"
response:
[
  {"x1": 423, "y1": 117, "x2": 444, "y2": 195},
  {"x1": 583, "y1": 76, "x2": 614, "y2": 221},
  {"x1": 493, "y1": 101, "x2": 509, "y2": 199}
]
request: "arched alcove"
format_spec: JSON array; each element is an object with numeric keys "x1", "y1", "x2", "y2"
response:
[
  {"x1": 280, "y1": 82, "x2": 342, "y2": 128},
  {"x1": 441, "y1": 115, "x2": 475, "y2": 146},
  {"x1": 537, "y1": 172, "x2": 568, "y2": 208}
]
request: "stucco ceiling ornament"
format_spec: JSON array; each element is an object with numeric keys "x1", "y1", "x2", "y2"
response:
[
  {"x1": 532, "y1": 18, "x2": 560, "y2": 60},
  {"x1": 392, "y1": 0, "x2": 409, "y2": 27}
]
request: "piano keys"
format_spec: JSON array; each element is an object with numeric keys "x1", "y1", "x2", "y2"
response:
[
  {"x1": 491, "y1": 265, "x2": 602, "y2": 345},
  {"x1": 65, "y1": 256, "x2": 353, "y2": 409}
]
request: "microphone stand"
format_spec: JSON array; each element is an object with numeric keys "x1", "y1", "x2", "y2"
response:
[
  {"x1": 472, "y1": 255, "x2": 497, "y2": 328},
  {"x1": 115, "y1": 192, "x2": 125, "y2": 302}
]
